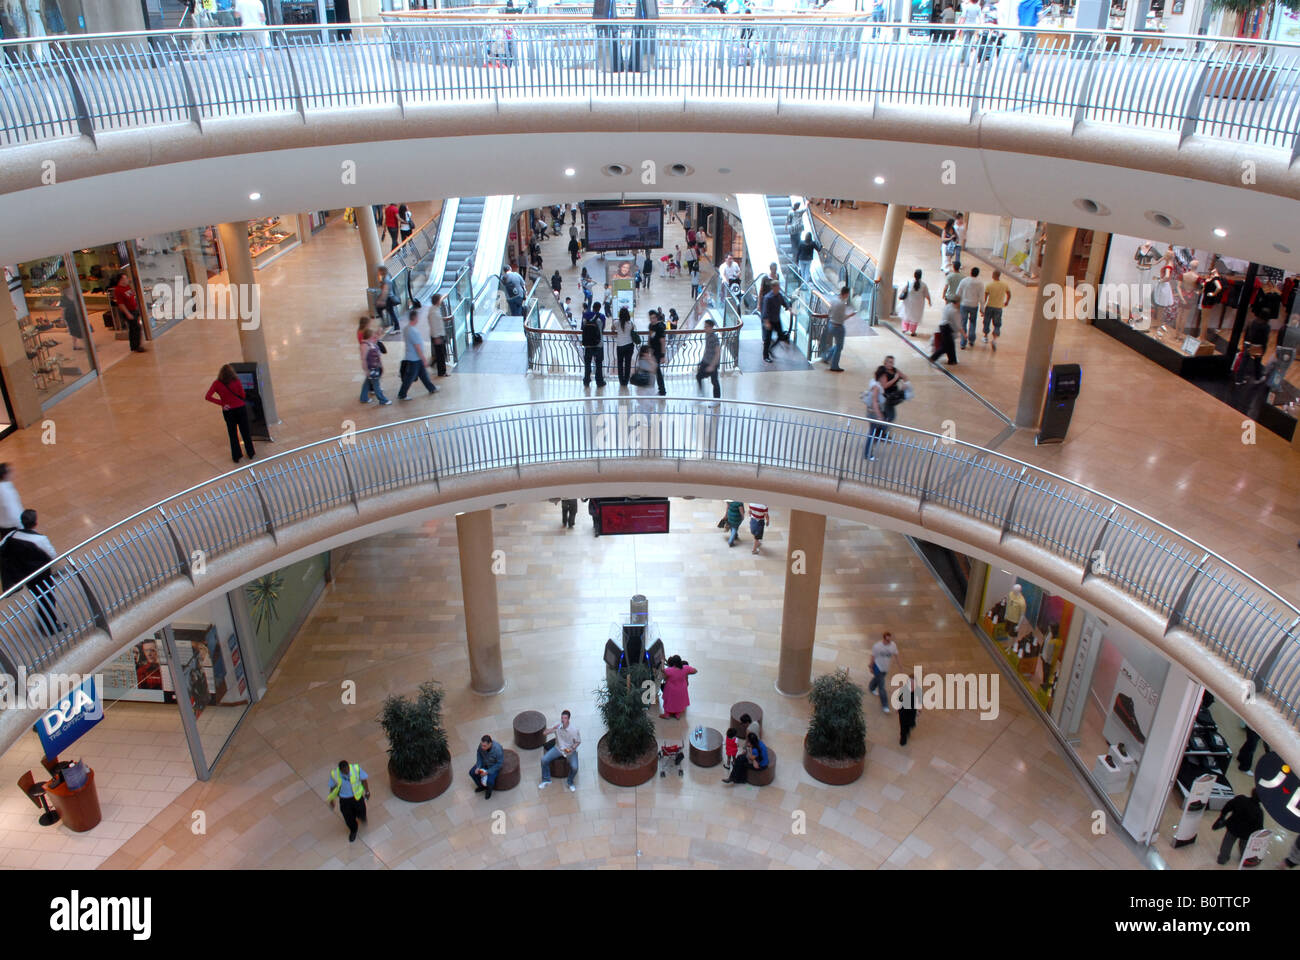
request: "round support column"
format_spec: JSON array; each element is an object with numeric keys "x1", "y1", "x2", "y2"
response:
[
  {"x1": 456, "y1": 509, "x2": 505, "y2": 695},
  {"x1": 776, "y1": 509, "x2": 827, "y2": 697},
  {"x1": 1014, "y1": 222, "x2": 1078, "y2": 429}
]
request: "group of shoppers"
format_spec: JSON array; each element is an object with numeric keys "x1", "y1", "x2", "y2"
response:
[
  {"x1": 377, "y1": 202, "x2": 415, "y2": 252},
  {"x1": 721, "y1": 500, "x2": 770, "y2": 554},
  {"x1": 904, "y1": 262, "x2": 1010, "y2": 364},
  {"x1": 355, "y1": 300, "x2": 446, "y2": 406}
]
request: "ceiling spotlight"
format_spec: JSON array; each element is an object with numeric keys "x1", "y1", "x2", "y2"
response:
[
  {"x1": 564, "y1": 168, "x2": 576, "y2": 177},
  {"x1": 1213, "y1": 228, "x2": 1227, "y2": 237},
  {"x1": 248, "y1": 192, "x2": 261, "y2": 201},
  {"x1": 873, "y1": 176, "x2": 885, "y2": 185}
]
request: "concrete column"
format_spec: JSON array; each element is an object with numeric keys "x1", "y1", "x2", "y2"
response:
[
  {"x1": 80, "y1": 0, "x2": 147, "y2": 33},
  {"x1": 776, "y1": 509, "x2": 827, "y2": 697},
  {"x1": 0, "y1": 287, "x2": 42, "y2": 428},
  {"x1": 357, "y1": 206, "x2": 383, "y2": 292},
  {"x1": 1014, "y1": 222, "x2": 1077, "y2": 429},
  {"x1": 456, "y1": 510, "x2": 505, "y2": 695},
  {"x1": 216, "y1": 221, "x2": 280, "y2": 426},
  {"x1": 874, "y1": 202, "x2": 906, "y2": 321}
]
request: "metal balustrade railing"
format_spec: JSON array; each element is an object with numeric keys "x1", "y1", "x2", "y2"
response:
[
  {"x1": 2, "y1": 398, "x2": 1298, "y2": 735},
  {"x1": 0, "y1": 23, "x2": 1298, "y2": 158}
]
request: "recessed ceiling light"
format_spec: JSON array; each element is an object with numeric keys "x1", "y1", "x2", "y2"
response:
[
  {"x1": 1213, "y1": 228, "x2": 1227, "y2": 237},
  {"x1": 873, "y1": 176, "x2": 885, "y2": 185},
  {"x1": 248, "y1": 192, "x2": 261, "y2": 201},
  {"x1": 564, "y1": 168, "x2": 575, "y2": 177}
]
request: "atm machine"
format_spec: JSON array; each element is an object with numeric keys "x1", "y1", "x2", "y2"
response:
[{"x1": 603, "y1": 595, "x2": 665, "y2": 689}]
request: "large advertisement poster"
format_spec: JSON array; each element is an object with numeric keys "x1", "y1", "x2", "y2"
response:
[
  {"x1": 1102, "y1": 656, "x2": 1160, "y2": 762},
  {"x1": 584, "y1": 202, "x2": 663, "y2": 252}
]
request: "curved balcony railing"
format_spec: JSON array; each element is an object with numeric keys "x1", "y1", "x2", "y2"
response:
[
  {"x1": 2, "y1": 399, "x2": 1298, "y2": 738},
  {"x1": 0, "y1": 23, "x2": 1297, "y2": 158}
]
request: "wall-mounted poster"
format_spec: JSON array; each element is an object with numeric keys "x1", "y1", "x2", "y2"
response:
[{"x1": 1102, "y1": 656, "x2": 1161, "y2": 763}]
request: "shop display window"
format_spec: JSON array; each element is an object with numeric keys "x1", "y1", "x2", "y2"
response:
[
  {"x1": 248, "y1": 215, "x2": 300, "y2": 269},
  {"x1": 135, "y1": 229, "x2": 221, "y2": 336},
  {"x1": 72, "y1": 243, "x2": 140, "y2": 373},
  {"x1": 243, "y1": 552, "x2": 330, "y2": 674},
  {"x1": 9, "y1": 255, "x2": 94, "y2": 404}
]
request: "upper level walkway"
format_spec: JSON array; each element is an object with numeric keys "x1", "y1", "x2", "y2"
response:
[{"x1": 0, "y1": 21, "x2": 1297, "y2": 268}]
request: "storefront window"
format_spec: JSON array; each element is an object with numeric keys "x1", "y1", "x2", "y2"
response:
[
  {"x1": 9, "y1": 254, "x2": 94, "y2": 405},
  {"x1": 248, "y1": 215, "x2": 300, "y2": 269},
  {"x1": 243, "y1": 552, "x2": 330, "y2": 673},
  {"x1": 71, "y1": 243, "x2": 142, "y2": 373},
  {"x1": 134, "y1": 229, "x2": 222, "y2": 336}
]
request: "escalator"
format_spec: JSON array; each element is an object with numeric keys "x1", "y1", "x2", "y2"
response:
[
  {"x1": 438, "y1": 196, "x2": 486, "y2": 295},
  {"x1": 764, "y1": 194, "x2": 837, "y2": 300}
]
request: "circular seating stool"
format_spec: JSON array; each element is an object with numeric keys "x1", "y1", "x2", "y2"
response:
[
  {"x1": 494, "y1": 749, "x2": 521, "y2": 791},
  {"x1": 748, "y1": 748, "x2": 776, "y2": 786},
  {"x1": 730, "y1": 701, "x2": 763, "y2": 741},
  {"x1": 548, "y1": 755, "x2": 570, "y2": 779},
  {"x1": 513, "y1": 710, "x2": 547, "y2": 749}
]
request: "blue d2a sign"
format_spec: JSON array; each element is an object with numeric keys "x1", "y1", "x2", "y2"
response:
[{"x1": 32, "y1": 676, "x2": 103, "y2": 760}]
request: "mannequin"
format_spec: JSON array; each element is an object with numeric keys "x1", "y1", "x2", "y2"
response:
[
  {"x1": 1199, "y1": 267, "x2": 1226, "y2": 339},
  {"x1": 1002, "y1": 583, "x2": 1028, "y2": 645},
  {"x1": 1133, "y1": 240, "x2": 1159, "y2": 326},
  {"x1": 1153, "y1": 247, "x2": 1177, "y2": 333},
  {"x1": 1177, "y1": 259, "x2": 1202, "y2": 338}
]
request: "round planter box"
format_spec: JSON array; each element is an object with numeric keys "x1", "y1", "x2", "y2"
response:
[
  {"x1": 801, "y1": 736, "x2": 865, "y2": 786},
  {"x1": 597, "y1": 733, "x2": 658, "y2": 787},
  {"x1": 388, "y1": 758, "x2": 452, "y2": 802}
]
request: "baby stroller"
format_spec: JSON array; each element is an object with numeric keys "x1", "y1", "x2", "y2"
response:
[
  {"x1": 658, "y1": 739, "x2": 685, "y2": 777},
  {"x1": 660, "y1": 254, "x2": 680, "y2": 279}
]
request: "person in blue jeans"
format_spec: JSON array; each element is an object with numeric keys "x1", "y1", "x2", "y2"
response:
[
  {"x1": 358, "y1": 325, "x2": 392, "y2": 405},
  {"x1": 867, "y1": 631, "x2": 900, "y2": 712},
  {"x1": 538, "y1": 710, "x2": 581, "y2": 792},
  {"x1": 1016, "y1": 0, "x2": 1039, "y2": 71},
  {"x1": 398, "y1": 309, "x2": 439, "y2": 400},
  {"x1": 955, "y1": 266, "x2": 985, "y2": 349},
  {"x1": 470, "y1": 734, "x2": 504, "y2": 799}
]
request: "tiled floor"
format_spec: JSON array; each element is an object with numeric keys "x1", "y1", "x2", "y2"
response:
[{"x1": 99, "y1": 501, "x2": 1143, "y2": 870}]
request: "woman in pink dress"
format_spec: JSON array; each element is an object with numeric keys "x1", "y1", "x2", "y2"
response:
[{"x1": 659, "y1": 655, "x2": 698, "y2": 720}]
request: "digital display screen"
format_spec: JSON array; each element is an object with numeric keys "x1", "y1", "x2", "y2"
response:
[
  {"x1": 597, "y1": 498, "x2": 670, "y2": 535},
  {"x1": 584, "y1": 201, "x2": 664, "y2": 252}
]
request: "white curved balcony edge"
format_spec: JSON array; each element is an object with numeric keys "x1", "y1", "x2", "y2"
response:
[{"x1": 0, "y1": 399, "x2": 1295, "y2": 767}]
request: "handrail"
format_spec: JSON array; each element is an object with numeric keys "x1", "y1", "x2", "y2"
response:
[
  {"x1": 3, "y1": 398, "x2": 1299, "y2": 743},
  {"x1": 0, "y1": 23, "x2": 1297, "y2": 155}
]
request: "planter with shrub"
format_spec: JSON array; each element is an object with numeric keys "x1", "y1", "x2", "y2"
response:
[
  {"x1": 595, "y1": 663, "x2": 659, "y2": 787},
  {"x1": 380, "y1": 680, "x2": 453, "y2": 802},
  {"x1": 802, "y1": 668, "x2": 868, "y2": 785}
]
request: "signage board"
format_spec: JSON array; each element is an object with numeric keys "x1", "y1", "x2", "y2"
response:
[
  {"x1": 596, "y1": 498, "x2": 670, "y2": 535},
  {"x1": 32, "y1": 675, "x2": 103, "y2": 760}
]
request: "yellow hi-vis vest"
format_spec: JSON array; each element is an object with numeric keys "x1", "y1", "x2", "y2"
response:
[{"x1": 328, "y1": 763, "x2": 365, "y2": 802}]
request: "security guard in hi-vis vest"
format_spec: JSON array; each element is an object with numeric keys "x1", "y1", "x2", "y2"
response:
[{"x1": 327, "y1": 760, "x2": 371, "y2": 842}]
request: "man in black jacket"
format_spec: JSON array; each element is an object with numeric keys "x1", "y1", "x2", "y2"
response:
[
  {"x1": 581, "y1": 307, "x2": 607, "y2": 388},
  {"x1": 648, "y1": 309, "x2": 668, "y2": 396},
  {"x1": 1213, "y1": 788, "x2": 1264, "y2": 865},
  {"x1": 761, "y1": 280, "x2": 790, "y2": 363},
  {"x1": 0, "y1": 509, "x2": 60, "y2": 635}
]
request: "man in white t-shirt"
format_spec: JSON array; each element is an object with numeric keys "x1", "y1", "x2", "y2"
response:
[
  {"x1": 234, "y1": 0, "x2": 270, "y2": 76},
  {"x1": 958, "y1": 0, "x2": 984, "y2": 65},
  {"x1": 955, "y1": 266, "x2": 985, "y2": 349},
  {"x1": 868, "y1": 631, "x2": 900, "y2": 713}
]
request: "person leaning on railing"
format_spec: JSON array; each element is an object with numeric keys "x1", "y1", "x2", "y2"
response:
[{"x1": 648, "y1": 309, "x2": 668, "y2": 395}]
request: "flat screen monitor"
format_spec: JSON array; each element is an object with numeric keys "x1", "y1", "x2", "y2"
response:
[
  {"x1": 597, "y1": 498, "x2": 670, "y2": 535},
  {"x1": 623, "y1": 624, "x2": 646, "y2": 662},
  {"x1": 584, "y1": 200, "x2": 663, "y2": 253}
]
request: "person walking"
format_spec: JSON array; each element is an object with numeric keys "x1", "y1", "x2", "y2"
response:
[
  {"x1": 659, "y1": 655, "x2": 697, "y2": 720},
  {"x1": 113, "y1": 272, "x2": 145, "y2": 353},
  {"x1": 981, "y1": 268, "x2": 1010, "y2": 350},
  {"x1": 358, "y1": 324, "x2": 393, "y2": 406},
  {"x1": 568, "y1": 234, "x2": 582, "y2": 267},
  {"x1": 696, "y1": 318, "x2": 722, "y2": 399},
  {"x1": 538, "y1": 710, "x2": 581, "y2": 791},
  {"x1": 929, "y1": 298, "x2": 960, "y2": 365},
  {"x1": 0, "y1": 464, "x2": 23, "y2": 537},
  {"x1": 560, "y1": 498, "x2": 578, "y2": 528},
  {"x1": 204, "y1": 364, "x2": 255, "y2": 464},
  {"x1": 613, "y1": 307, "x2": 637, "y2": 387},
  {"x1": 761, "y1": 279, "x2": 790, "y2": 363},
  {"x1": 581, "y1": 306, "x2": 607, "y2": 388},
  {"x1": 867, "y1": 631, "x2": 900, "y2": 713},
  {"x1": 429, "y1": 293, "x2": 449, "y2": 377},
  {"x1": 469, "y1": 734, "x2": 505, "y2": 800},
  {"x1": 1237, "y1": 726, "x2": 1270, "y2": 773},
  {"x1": 648, "y1": 308, "x2": 668, "y2": 396},
  {"x1": 642, "y1": 252, "x2": 654, "y2": 291},
  {"x1": 795, "y1": 231, "x2": 822, "y2": 284},
  {"x1": 376, "y1": 266, "x2": 401, "y2": 334},
  {"x1": 862, "y1": 366, "x2": 892, "y2": 461},
  {"x1": 0, "y1": 509, "x2": 61, "y2": 635},
  {"x1": 397, "y1": 203, "x2": 414, "y2": 245},
  {"x1": 383, "y1": 202, "x2": 401, "y2": 251},
  {"x1": 723, "y1": 498, "x2": 745, "y2": 547},
  {"x1": 1212, "y1": 789, "x2": 1264, "y2": 865},
  {"x1": 956, "y1": 266, "x2": 985, "y2": 349},
  {"x1": 397, "y1": 309, "x2": 439, "y2": 400},
  {"x1": 897, "y1": 674, "x2": 918, "y2": 745},
  {"x1": 1017, "y1": 0, "x2": 1039, "y2": 71},
  {"x1": 580, "y1": 269, "x2": 594, "y2": 309},
  {"x1": 821, "y1": 285, "x2": 855, "y2": 371},
  {"x1": 899, "y1": 269, "x2": 931, "y2": 337},
  {"x1": 957, "y1": 0, "x2": 983, "y2": 65},
  {"x1": 551, "y1": 269, "x2": 563, "y2": 301},
  {"x1": 326, "y1": 759, "x2": 371, "y2": 842},
  {"x1": 748, "y1": 502, "x2": 769, "y2": 555}
]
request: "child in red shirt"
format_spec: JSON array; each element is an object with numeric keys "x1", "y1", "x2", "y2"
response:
[{"x1": 724, "y1": 728, "x2": 739, "y2": 770}]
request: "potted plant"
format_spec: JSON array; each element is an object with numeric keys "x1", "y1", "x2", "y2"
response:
[
  {"x1": 595, "y1": 662, "x2": 659, "y2": 787},
  {"x1": 380, "y1": 680, "x2": 453, "y2": 802},
  {"x1": 802, "y1": 668, "x2": 868, "y2": 785}
]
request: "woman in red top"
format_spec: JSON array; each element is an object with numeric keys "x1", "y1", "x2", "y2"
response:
[
  {"x1": 204, "y1": 364, "x2": 256, "y2": 464},
  {"x1": 384, "y1": 203, "x2": 400, "y2": 251}
]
